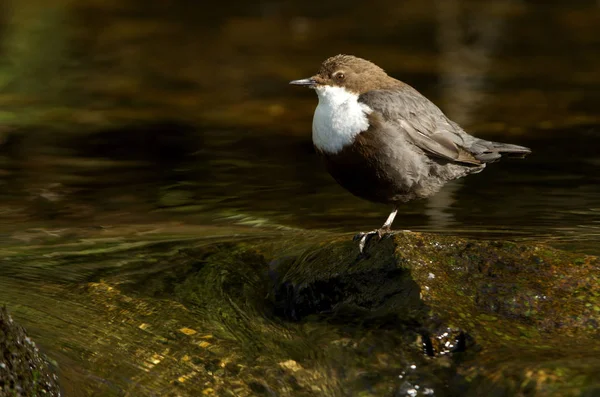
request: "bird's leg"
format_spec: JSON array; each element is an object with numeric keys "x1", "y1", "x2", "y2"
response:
[
  {"x1": 381, "y1": 207, "x2": 398, "y2": 231},
  {"x1": 354, "y1": 208, "x2": 398, "y2": 253}
]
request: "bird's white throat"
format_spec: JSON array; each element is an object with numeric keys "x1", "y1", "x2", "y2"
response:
[{"x1": 312, "y1": 85, "x2": 372, "y2": 154}]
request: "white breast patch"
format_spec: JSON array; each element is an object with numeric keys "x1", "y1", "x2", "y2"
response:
[{"x1": 312, "y1": 85, "x2": 372, "y2": 154}]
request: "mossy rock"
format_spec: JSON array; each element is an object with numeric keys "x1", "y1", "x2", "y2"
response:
[
  {"x1": 124, "y1": 231, "x2": 599, "y2": 395},
  {"x1": 0, "y1": 306, "x2": 61, "y2": 396},
  {"x1": 2, "y1": 229, "x2": 598, "y2": 396},
  {"x1": 258, "y1": 232, "x2": 600, "y2": 396}
]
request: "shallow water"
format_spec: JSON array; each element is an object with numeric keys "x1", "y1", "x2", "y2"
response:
[
  {"x1": 0, "y1": 0, "x2": 598, "y2": 254},
  {"x1": 0, "y1": 0, "x2": 599, "y2": 395},
  {"x1": 1, "y1": 123, "x2": 598, "y2": 254}
]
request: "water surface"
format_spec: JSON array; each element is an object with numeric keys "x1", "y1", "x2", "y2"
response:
[{"x1": 0, "y1": 0, "x2": 599, "y2": 395}]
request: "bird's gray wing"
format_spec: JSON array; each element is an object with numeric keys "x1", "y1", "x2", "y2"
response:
[{"x1": 359, "y1": 88, "x2": 482, "y2": 165}]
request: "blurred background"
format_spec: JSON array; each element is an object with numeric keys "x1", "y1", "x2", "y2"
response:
[
  {"x1": 0, "y1": 0, "x2": 598, "y2": 253},
  {"x1": 0, "y1": 0, "x2": 599, "y2": 395}
]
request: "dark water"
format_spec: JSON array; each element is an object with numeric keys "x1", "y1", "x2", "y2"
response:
[
  {"x1": 0, "y1": 0, "x2": 598, "y2": 253},
  {"x1": 0, "y1": 0, "x2": 599, "y2": 395}
]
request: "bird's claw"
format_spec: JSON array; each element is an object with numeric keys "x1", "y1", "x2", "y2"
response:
[{"x1": 354, "y1": 228, "x2": 391, "y2": 253}]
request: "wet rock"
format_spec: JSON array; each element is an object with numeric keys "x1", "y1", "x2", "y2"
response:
[
  {"x1": 5, "y1": 229, "x2": 598, "y2": 396},
  {"x1": 264, "y1": 232, "x2": 600, "y2": 396},
  {"x1": 0, "y1": 306, "x2": 61, "y2": 396}
]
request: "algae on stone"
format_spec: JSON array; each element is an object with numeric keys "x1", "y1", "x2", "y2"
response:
[
  {"x1": 1, "y1": 229, "x2": 599, "y2": 396},
  {"x1": 0, "y1": 306, "x2": 61, "y2": 396}
]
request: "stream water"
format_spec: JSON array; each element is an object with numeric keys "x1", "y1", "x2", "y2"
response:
[{"x1": 0, "y1": 0, "x2": 599, "y2": 395}]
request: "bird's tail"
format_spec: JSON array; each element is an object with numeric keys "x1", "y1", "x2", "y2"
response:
[{"x1": 473, "y1": 140, "x2": 531, "y2": 163}]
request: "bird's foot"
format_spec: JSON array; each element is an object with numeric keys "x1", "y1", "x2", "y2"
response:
[{"x1": 353, "y1": 227, "x2": 392, "y2": 253}]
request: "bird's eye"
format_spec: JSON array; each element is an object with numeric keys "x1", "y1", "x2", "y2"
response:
[{"x1": 335, "y1": 72, "x2": 345, "y2": 80}]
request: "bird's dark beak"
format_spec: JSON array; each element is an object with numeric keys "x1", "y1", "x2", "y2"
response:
[{"x1": 289, "y1": 78, "x2": 316, "y2": 87}]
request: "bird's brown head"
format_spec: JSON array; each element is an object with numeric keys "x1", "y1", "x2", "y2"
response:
[{"x1": 290, "y1": 55, "x2": 400, "y2": 94}]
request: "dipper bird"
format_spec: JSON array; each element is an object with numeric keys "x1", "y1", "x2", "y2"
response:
[{"x1": 290, "y1": 55, "x2": 531, "y2": 252}]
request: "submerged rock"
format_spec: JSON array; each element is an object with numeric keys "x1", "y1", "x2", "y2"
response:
[
  {"x1": 123, "y1": 230, "x2": 598, "y2": 395},
  {"x1": 2, "y1": 228, "x2": 598, "y2": 396},
  {"x1": 262, "y1": 232, "x2": 600, "y2": 396},
  {"x1": 0, "y1": 306, "x2": 61, "y2": 396}
]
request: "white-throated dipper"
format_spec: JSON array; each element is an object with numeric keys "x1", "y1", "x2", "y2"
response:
[{"x1": 290, "y1": 55, "x2": 531, "y2": 252}]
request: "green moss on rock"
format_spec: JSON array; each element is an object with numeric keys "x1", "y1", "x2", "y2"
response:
[
  {"x1": 261, "y1": 231, "x2": 600, "y2": 396},
  {"x1": 0, "y1": 306, "x2": 61, "y2": 396}
]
